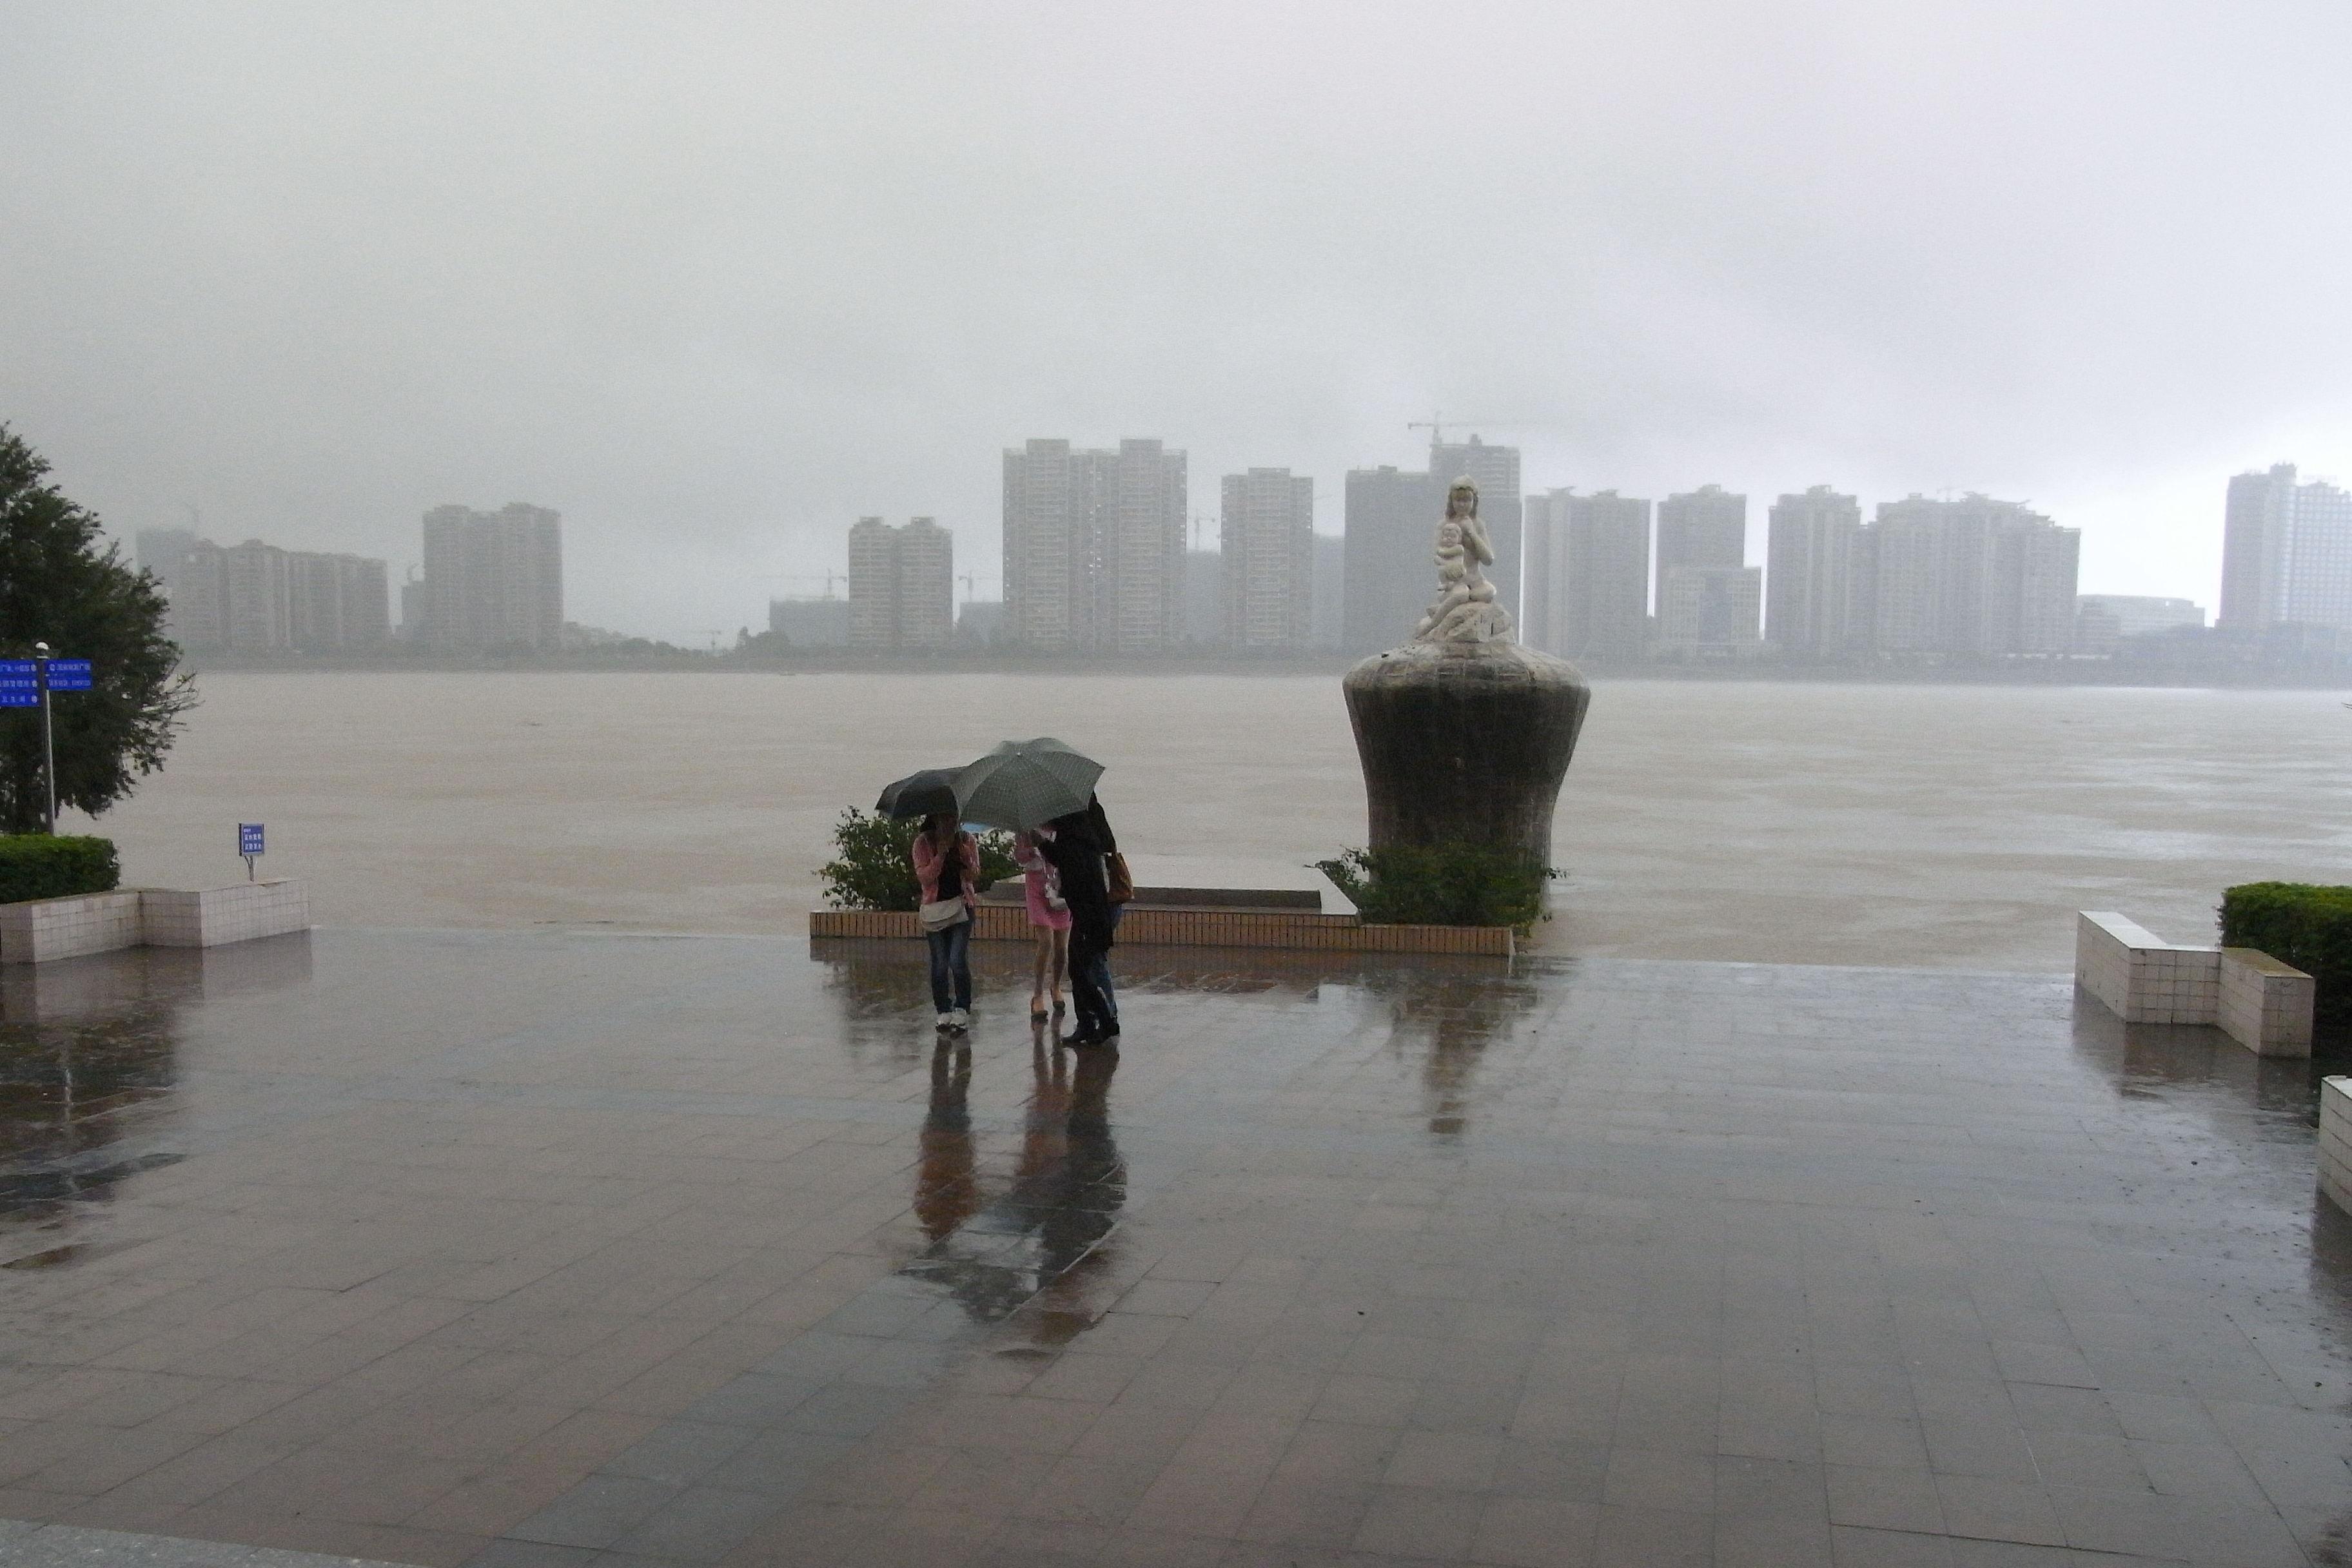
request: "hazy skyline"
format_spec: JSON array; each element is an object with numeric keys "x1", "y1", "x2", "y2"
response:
[{"x1": 5, "y1": 2, "x2": 2348, "y2": 643}]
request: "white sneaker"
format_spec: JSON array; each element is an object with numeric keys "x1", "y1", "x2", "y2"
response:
[
  {"x1": 936, "y1": 1012, "x2": 953, "y2": 1030},
  {"x1": 949, "y1": 1008, "x2": 970, "y2": 1030}
]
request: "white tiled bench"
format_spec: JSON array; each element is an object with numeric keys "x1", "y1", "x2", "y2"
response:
[
  {"x1": 0, "y1": 880, "x2": 309, "y2": 965},
  {"x1": 2321, "y1": 1078, "x2": 2352, "y2": 1215},
  {"x1": 2075, "y1": 910, "x2": 2315, "y2": 1055}
]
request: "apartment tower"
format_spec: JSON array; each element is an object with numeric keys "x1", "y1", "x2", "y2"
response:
[
  {"x1": 1220, "y1": 469, "x2": 1315, "y2": 650},
  {"x1": 418, "y1": 504, "x2": 564, "y2": 650},
  {"x1": 1001, "y1": 438, "x2": 1186, "y2": 653},
  {"x1": 847, "y1": 516, "x2": 954, "y2": 650},
  {"x1": 2220, "y1": 464, "x2": 2352, "y2": 630},
  {"x1": 1765, "y1": 486, "x2": 1861, "y2": 656}
]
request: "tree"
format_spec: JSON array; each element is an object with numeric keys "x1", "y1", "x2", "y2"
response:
[{"x1": 0, "y1": 424, "x2": 196, "y2": 833}]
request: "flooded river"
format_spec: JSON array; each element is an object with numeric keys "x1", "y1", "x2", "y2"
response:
[{"x1": 68, "y1": 672, "x2": 2352, "y2": 972}]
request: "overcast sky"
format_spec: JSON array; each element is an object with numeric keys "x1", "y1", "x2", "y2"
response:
[{"x1": 5, "y1": 1, "x2": 2349, "y2": 642}]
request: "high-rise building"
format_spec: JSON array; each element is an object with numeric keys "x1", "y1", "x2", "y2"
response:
[
  {"x1": 221, "y1": 541, "x2": 291, "y2": 651},
  {"x1": 288, "y1": 553, "x2": 391, "y2": 649},
  {"x1": 1427, "y1": 437, "x2": 1522, "y2": 623},
  {"x1": 1765, "y1": 486, "x2": 1861, "y2": 656},
  {"x1": 1001, "y1": 438, "x2": 1186, "y2": 652},
  {"x1": 138, "y1": 529, "x2": 389, "y2": 652},
  {"x1": 1342, "y1": 466, "x2": 1440, "y2": 652},
  {"x1": 1656, "y1": 485, "x2": 1747, "y2": 607},
  {"x1": 847, "y1": 516, "x2": 954, "y2": 651},
  {"x1": 1540, "y1": 490, "x2": 1651, "y2": 662},
  {"x1": 1860, "y1": 495, "x2": 2079, "y2": 656},
  {"x1": 1657, "y1": 567, "x2": 1763, "y2": 653},
  {"x1": 2220, "y1": 464, "x2": 2352, "y2": 629},
  {"x1": 1220, "y1": 469, "x2": 1315, "y2": 651},
  {"x1": 419, "y1": 503, "x2": 563, "y2": 650}
]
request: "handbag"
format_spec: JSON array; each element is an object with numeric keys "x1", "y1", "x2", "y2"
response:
[
  {"x1": 1104, "y1": 852, "x2": 1134, "y2": 906},
  {"x1": 918, "y1": 897, "x2": 968, "y2": 933}
]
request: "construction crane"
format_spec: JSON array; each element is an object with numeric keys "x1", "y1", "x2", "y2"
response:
[{"x1": 1406, "y1": 412, "x2": 1530, "y2": 447}]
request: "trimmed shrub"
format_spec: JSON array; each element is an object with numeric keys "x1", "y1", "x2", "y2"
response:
[
  {"x1": 0, "y1": 834, "x2": 121, "y2": 905},
  {"x1": 818, "y1": 809, "x2": 1019, "y2": 912},
  {"x1": 2220, "y1": 881, "x2": 2352, "y2": 1027},
  {"x1": 1313, "y1": 844, "x2": 1556, "y2": 934}
]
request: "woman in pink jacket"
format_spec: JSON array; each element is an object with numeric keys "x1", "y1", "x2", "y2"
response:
[{"x1": 912, "y1": 812, "x2": 981, "y2": 1032}]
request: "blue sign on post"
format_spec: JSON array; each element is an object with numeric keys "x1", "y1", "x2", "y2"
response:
[
  {"x1": 44, "y1": 660, "x2": 92, "y2": 692},
  {"x1": 239, "y1": 823, "x2": 264, "y2": 882}
]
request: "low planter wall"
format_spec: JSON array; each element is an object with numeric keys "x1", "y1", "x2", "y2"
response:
[
  {"x1": 809, "y1": 904, "x2": 1513, "y2": 956},
  {"x1": 0, "y1": 881, "x2": 310, "y2": 965},
  {"x1": 2074, "y1": 910, "x2": 2313, "y2": 1056}
]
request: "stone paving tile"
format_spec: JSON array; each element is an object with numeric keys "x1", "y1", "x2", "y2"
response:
[{"x1": 3, "y1": 932, "x2": 2352, "y2": 1568}]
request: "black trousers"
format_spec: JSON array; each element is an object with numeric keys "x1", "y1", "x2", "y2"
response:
[{"x1": 1068, "y1": 921, "x2": 1117, "y2": 1035}]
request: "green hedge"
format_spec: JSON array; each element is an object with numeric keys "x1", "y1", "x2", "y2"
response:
[
  {"x1": 0, "y1": 834, "x2": 121, "y2": 905},
  {"x1": 2221, "y1": 881, "x2": 2352, "y2": 1028},
  {"x1": 1314, "y1": 844, "x2": 1556, "y2": 934},
  {"x1": 817, "y1": 808, "x2": 1019, "y2": 912}
]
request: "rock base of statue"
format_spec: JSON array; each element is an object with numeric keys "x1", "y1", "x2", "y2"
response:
[{"x1": 1342, "y1": 638, "x2": 1590, "y2": 861}]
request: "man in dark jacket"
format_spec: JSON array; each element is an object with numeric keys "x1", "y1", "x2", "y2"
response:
[{"x1": 1040, "y1": 807, "x2": 1119, "y2": 1046}]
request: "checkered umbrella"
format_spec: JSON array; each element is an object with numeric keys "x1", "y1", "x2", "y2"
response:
[{"x1": 952, "y1": 738, "x2": 1104, "y2": 830}]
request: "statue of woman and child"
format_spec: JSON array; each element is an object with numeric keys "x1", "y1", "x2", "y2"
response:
[{"x1": 1414, "y1": 476, "x2": 1514, "y2": 645}]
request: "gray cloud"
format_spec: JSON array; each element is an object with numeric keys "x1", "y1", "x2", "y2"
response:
[{"x1": 5, "y1": 0, "x2": 2347, "y2": 638}]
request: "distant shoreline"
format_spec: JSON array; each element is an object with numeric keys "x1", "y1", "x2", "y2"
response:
[{"x1": 174, "y1": 651, "x2": 2352, "y2": 689}]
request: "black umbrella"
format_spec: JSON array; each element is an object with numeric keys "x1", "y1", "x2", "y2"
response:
[{"x1": 876, "y1": 769, "x2": 961, "y2": 821}]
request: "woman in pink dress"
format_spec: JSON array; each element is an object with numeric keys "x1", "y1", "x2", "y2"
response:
[{"x1": 1014, "y1": 826, "x2": 1071, "y2": 1020}]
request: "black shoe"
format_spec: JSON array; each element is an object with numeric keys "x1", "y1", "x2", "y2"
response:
[{"x1": 1064, "y1": 1028, "x2": 1102, "y2": 1048}]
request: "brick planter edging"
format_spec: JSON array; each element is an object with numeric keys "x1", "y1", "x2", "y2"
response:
[{"x1": 809, "y1": 905, "x2": 1513, "y2": 956}]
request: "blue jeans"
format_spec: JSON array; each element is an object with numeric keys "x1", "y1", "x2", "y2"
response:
[{"x1": 926, "y1": 919, "x2": 972, "y2": 1013}]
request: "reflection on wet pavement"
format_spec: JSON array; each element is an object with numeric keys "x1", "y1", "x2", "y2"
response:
[{"x1": 0, "y1": 929, "x2": 2347, "y2": 1567}]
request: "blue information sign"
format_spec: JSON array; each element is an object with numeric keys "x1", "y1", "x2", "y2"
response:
[
  {"x1": 0, "y1": 693, "x2": 33, "y2": 708},
  {"x1": 239, "y1": 823, "x2": 265, "y2": 856},
  {"x1": 0, "y1": 658, "x2": 91, "y2": 691}
]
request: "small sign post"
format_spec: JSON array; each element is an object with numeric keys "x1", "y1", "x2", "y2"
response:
[
  {"x1": 2, "y1": 645, "x2": 92, "y2": 834},
  {"x1": 239, "y1": 823, "x2": 264, "y2": 882}
]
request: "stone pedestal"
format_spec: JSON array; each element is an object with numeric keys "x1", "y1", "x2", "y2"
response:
[{"x1": 1342, "y1": 641, "x2": 1590, "y2": 859}]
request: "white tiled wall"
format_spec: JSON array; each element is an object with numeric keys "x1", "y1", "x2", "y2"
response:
[
  {"x1": 2075, "y1": 911, "x2": 2220, "y2": 1024},
  {"x1": 142, "y1": 881, "x2": 310, "y2": 948},
  {"x1": 0, "y1": 891, "x2": 145, "y2": 964},
  {"x1": 2219, "y1": 948, "x2": 2317, "y2": 1058},
  {"x1": 2077, "y1": 910, "x2": 2315, "y2": 1052},
  {"x1": 2321, "y1": 1078, "x2": 2352, "y2": 1216},
  {"x1": 1, "y1": 881, "x2": 309, "y2": 963}
]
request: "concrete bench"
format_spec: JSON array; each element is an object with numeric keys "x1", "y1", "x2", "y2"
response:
[{"x1": 2075, "y1": 910, "x2": 2313, "y2": 1057}]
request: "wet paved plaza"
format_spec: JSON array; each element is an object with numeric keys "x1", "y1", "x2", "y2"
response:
[{"x1": 1, "y1": 930, "x2": 2350, "y2": 1567}]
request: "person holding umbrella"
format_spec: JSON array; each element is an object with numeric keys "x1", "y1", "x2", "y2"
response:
[
  {"x1": 912, "y1": 809, "x2": 981, "y2": 1032},
  {"x1": 1040, "y1": 798, "x2": 1119, "y2": 1047}
]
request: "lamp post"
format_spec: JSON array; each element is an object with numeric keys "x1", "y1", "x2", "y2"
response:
[{"x1": 32, "y1": 641, "x2": 55, "y2": 834}]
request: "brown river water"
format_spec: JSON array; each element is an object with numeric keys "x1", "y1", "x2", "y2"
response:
[{"x1": 64, "y1": 671, "x2": 2352, "y2": 972}]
